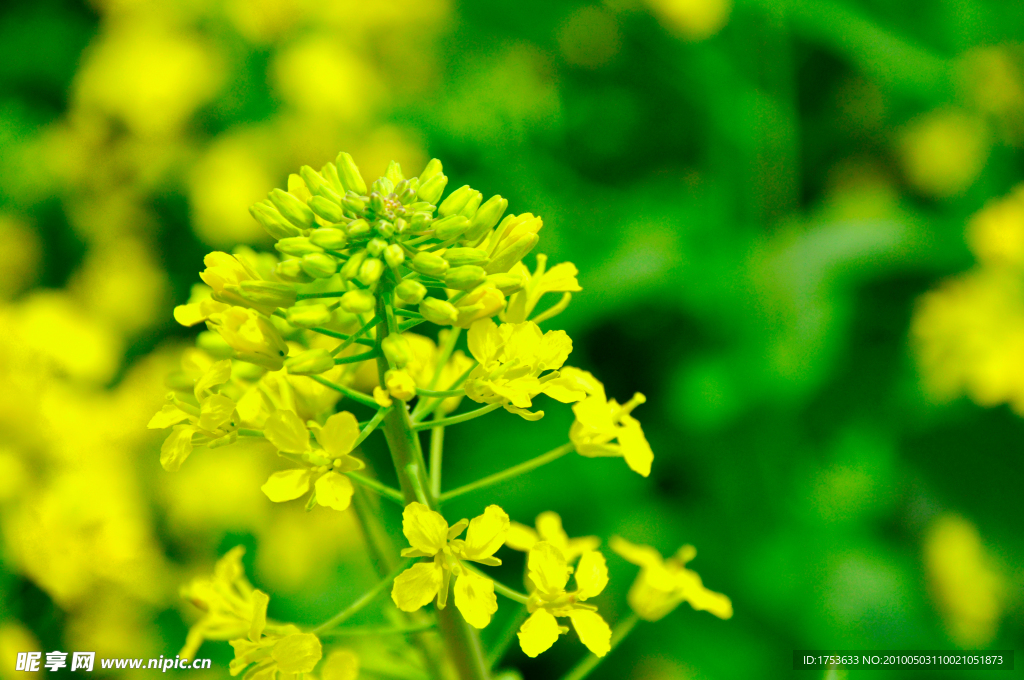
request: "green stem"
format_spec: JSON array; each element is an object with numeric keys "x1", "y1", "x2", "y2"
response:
[
  {"x1": 399, "y1": 318, "x2": 425, "y2": 333},
  {"x1": 237, "y1": 428, "x2": 264, "y2": 438},
  {"x1": 320, "y1": 621, "x2": 438, "y2": 638},
  {"x1": 330, "y1": 315, "x2": 380, "y2": 356},
  {"x1": 396, "y1": 308, "x2": 423, "y2": 319},
  {"x1": 311, "y1": 376, "x2": 378, "y2": 409},
  {"x1": 560, "y1": 614, "x2": 640, "y2": 680},
  {"x1": 347, "y1": 472, "x2": 404, "y2": 505},
  {"x1": 429, "y1": 415, "x2": 444, "y2": 501},
  {"x1": 310, "y1": 326, "x2": 376, "y2": 347},
  {"x1": 335, "y1": 349, "x2": 381, "y2": 365},
  {"x1": 429, "y1": 327, "x2": 462, "y2": 392},
  {"x1": 353, "y1": 407, "x2": 390, "y2": 449},
  {"x1": 439, "y1": 443, "x2": 575, "y2": 503},
  {"x1": 311, "y1": 559, "x2": 413, "y2": 634},
  {"x1": 296, "y1": 291, "x2": 348, "y2": 300},
  {"x1": 417, "y1": 387, "x2": 465, "y2": 398},
  {"x1": 412, "y1": 403, "x2": 501, "y2": 431},
  {"x1": 411, "y1": 362, "x2": 476, "y2": 423}
]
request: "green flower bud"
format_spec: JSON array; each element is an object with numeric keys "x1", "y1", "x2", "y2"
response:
[
  {"x1": 395, "y1": 178, "x2": 416, "y2": 203},
  {"x1": 275, "y1": 258, "x2": 315, "y2": 283},
  {"x1": 409, "y1": 212, "x2": 433, "y2": 231},
  {"x1": 458, "y1": 191, "x2": 483, "y2": 220},
  {"x1": 433, "y1": 214, "x2": 471, "y2": 240},
  {"x1": 340, "y1": 289, "x2": 376, "y2": 313},
  {"x1": 236, "y1": 280, "x2": 298, "y2": 307},
  {"x1": 367, "y1": 237, "x2": 388, "y2": 257},
  {"x1": 343, "y1": 194, "x2": 367, "y2": 214},
  {"x1": 383, "y1": 244, "x2": 405, "y2": 269},
  {"x1": 417, "y1": 173, "x2": 448, "y2": 204},
  {"x1": 444, "y1": 265, "x2": 488, "y2": 290},
  {"x1": 300, "y1": 253, "x2": 338, "y2": 279},
  {"x1": 337, "y1": 152, "x2": 367, "y2": 195},
  {"x1": 299, "y1": 165, "x2": 326, "y2": 195},
  {"x1": 438, "y1": 185, "x2": 476, "y2": 217},
  {"x1": 486, "y1": 233, "x2": 540, "y2": 274},
  {"x1": 371, "y1": 177, "x2": 395, "y2": 197},
  {"x1": 269, "y1": 188, "x2": 315, "y2": 229},
  {"x1": 393, "y1": 217, "x2": 409, "y2": 234},
  {"x1": 310, "y1": 228, "x2": 347, "y2": 250},
  {"x1": 309, "y1": 196, "x2": 346, "y2": 223},
  {"x1": 419, "y1": 158, "x2": 443, "y2": 183},
  {"x1": 275, "y1": 237, "x2": 323, "y2": 257},
  {"x1": 464, "y1": 195, "x2": 508, "y2": 242},
  {"x1": 287, "y1": 304, "x2": 332, "y2": 329},
  {"x1": 385, "y1": 160, "x2": 405, "y2": 185},
  {"x1": 410, "y1": 251, "x2": 450, "y2": 277},
  {"x1": 443, "y1": 247, "x2": 489, "y2": 266},
  {"x1": 285, "y1": 348, "x2": 335, "y2": 376},
  {"x1": 395, "y1": 279, "x2": 427, "y2": 304},
  {"x1": 375, "y1": 220, "x2": 395, "y2": 238},
  {"x1": 339, "y1": 249, "x2": 366, "y2": 280},
  {"x1": 420, "y1": 297, "x2": 458, "y2": 325},
  {"x1": 485, "y1": 272, "x2": 526, "y2": 295},
  {"x1": 321, "y1": 162, "x2": 344, "y2": 195},
  {"x1": 382, "y1": 334, "x2": 412, "y2": 368},
  {"x1": 369, "y1": 192, "x2": 387, "y2": 214},
  {"x1": 315, "y1": 181, "x2": 343, "y2": 205},
  {"x1": 250, "y1": 202, "x2": 302, "y2": 239},
  {"x1": 345, "y1": 219, "x2": 370, "y2": 238},
  {"x1": 358, "y1": 257, "x2": 384, "y2": 285},
  {"x1": 406, "y1": 202, "x2": 434, "y2": 213}
]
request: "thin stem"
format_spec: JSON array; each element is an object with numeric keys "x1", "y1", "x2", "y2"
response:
[
  {"x1": 429, "y1": 415, "x2": 444, "y2": 501},
  {"x1": 429, "y1": 327, "x2": 462, "y2": 391},
  {"x1": 310, "y1": 376, "x2": 378, "y2": 409},
  {"x1": 347, "y1": 472, "x2": 404, "y2": 505},
  {"x1": 335, "y1": 349, "x2": 381, "y2": 365},
  {"x1": 296, "y1": 291, "x2": 347, "y2": 300},
  {"x1": 319, "y1": 621, "x2": 438, "y2": 638},
  {"x1": 411, "y1": 361, "x2": 476, "y2": 423},
  {"x1": 412, "y1": 403, "x2": 501, "y2": 431},
  {"x1": 417, "y1": 387, "x2": 465, "y2": 398},
  {"x1": 560, "y1": 614, "x2": 640, "y2": 680},
  {"x1": 311, "y1": 559, "x2": 413, "y2": 634},
  {"x1": 439, "y1": 442, "x2": 575, "y2": 503},
  {"x1": 310, "y1": 326, "x2": 376, "y2": 347},
  {"x1": 237, "y1": 428, "x2": 264, "y2": 438},
  {"x1": 396, "y1": 308, "x2": 423, "y2": 319},
  {"x1": 399, "y1": 318, "x2": 425, "y2": 333},
  {"x1": 330, "y1": 315, "x2": 380, "y2": 356},
  {"x1": 353, "y1": 407, "x2": 390, "y2": 449}
]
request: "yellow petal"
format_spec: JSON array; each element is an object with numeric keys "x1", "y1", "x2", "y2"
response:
[
  {"x1": 453, "y1": 570, "x2": 498, "y2": 629},
  {"x1": 264, "y1": 410, "x2": 310, "y2": 453},
  {"x1": 574, "y1": 551, "x2": 609, "y2": 600},
  {"x1": 249, "y1": 589, "x2": 269, "y2": 642},
  {"x1": 271, "y1": 633, "x2": 323, "y2": 674},
  {"x1": 314, "y1": 472, "x2": 354, "y2": 511},
  {"x1": 373, "y1": 387, "x2": 393, "y2": 407},
  {"x1": 505, "y1": 522, "x2": 539, "y2": 552},
  {"x1": 538, "y1": 261, "x2": 582, "y2": 295},
  {"x1": 535, "y1": 512, "x2": 569, "y2": 547},
  {"x1": 619, "y1": 417, "x2": 653, "y2": 477},
  {"x1": 321, "y1": 649, "x2": 360, "y2": 680},
  {"x1": 148, "y1": 404, "x2": 190, "y2": 429},
  {"x1": 609, "y1": 536, "x2": 665, "y2": 569},
  {"x1": 467, "y1": 318, "x2": 502, "y2": 364},
  {"x1": 315, "y1": 411, "x2": 360, "y2": 458},
  {"x1": 173, "y1": 303, "x2": 206, "y2": 327},
  {"x1": 568, "y1": 609, "x2": 611, "y2": 657},
  {"x1": 391, "y1": 562, "x2": 443, "y2": 612},
  {"x1": 402, "y1": 502, "x2": 448, "y2": 554},
  {"x1": 678, "y1": 571, "x2": 733, "y2": 620},
  {"x1": 535, "y1": 329, "x2": 572, "y2": 371},
  {"x1": 198, "y1": 393, "x2": 236, "y2": 431},
  {"x1": 517, "y1": 609, "x2": 561, "y2": 658},
  {"x1": 527, "y1": 542, "x2": 570, "y2": 595},
  {"x1": 261, "y1": 469, "x2": 313, "y2": 502},
  {"x1": 194, "y1": 359, "x2": 233, "y2": 400},
  {"x1": 160, "y1": 424, "x2": 196, "y2": 471},
  {"x1": 540, "y1": 376, "x2": 588, "y2": 403},
  {"x1": 462, "y1": 505, "x2": 510, "y2": 561}
]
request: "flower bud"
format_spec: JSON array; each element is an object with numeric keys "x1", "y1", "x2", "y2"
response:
[
  {"x1": 275, "y1": 259, "x2": 315, "y2": 283},
  {"x1": 321, "y1": 162, "x2": 344, "y2": 195},
  {"x1": 384, "y1": 244, "x2": 405, "y2": 269},
  {"x1": 250, "y1": 202, "x2": 302, "y2": 239},
  {"x1": 395, "y1": 279, "x2": 427, "y2": 304},
  {"x1": 486, "y1": 233, "x2": 540, "y2": 274},
  {"x1": 275, "y1": 237, "x2": 323, "y2": 256},
  {"x1": 443, "y1": 247, "x2": 489, "y2": 266},
  {"x1": 345, "y1": 219, "x2": 370, "y2": 238},
  {"x1": 343, "y1": 194, "x2": 367, "y2": 214},
  {"x1": 410, "y1": 251, "x2": 450, "y2": 277},
  {"x1": 337, "y1": 152, "x2": 367, "y2": 195},
  {"x1": 299, "y1": 165, "x2": 326, "y2": 195},
  {"x1": 385, "y1": 369, "x2": 417, "y2": 401},
  {"x1": 419, "y1": 158, "x2": 443, "y2": 183},
  {"x1": 433, "y1": 215, "x2": 471, "y2": 240},
  {"x1": 236, "y1": 280, "x2": 298, "y2": 307},
  {"x1": 285, "y1": 348, "x2": 335, "y2": 376},
  {"x1": 409, "y1": 212, "x2": 433, "y2": 231},
  {"x1": 309, "y1": 195, "x2": 346, "y2": 223},
  {"x1": 445, "y1": 265, "x2": 487, "y2": 290},
  {"x1": 438, "y1": 185, "x2": 476, "y2": 217},
  {"x1": 269, "y1": 188, "x2": 315, "y2": 229},
  {"x1": 385, "y1": 160, "x2": 405, "y2": 185},
  {"x1": 485, "y1": 272, "x2": 525, "y2": 295},
  {"x1": 340, "y1": 289, "x2": 376, "y2": 313},
  {"x1": 310, "y1": 228, "x2": 347, "y2": 250},
  {"x1": 367, "y1": 237, "x2": 388, "y2": 257},
  {"x1": 464, "y1": 195, "x2": 509, "y2": 242},
  {"x1": 455, "y1": 285, "x2": 505, "y2": 327},
  {"x1": 374, "y1": 220, "x2": 395, "y2": 238},
  {"x1": 339, "y1": 249, "x2": 366, "y2": 279},
  {"x1": 420, "y1": 297, "x2": 458, "y2": 325},
  {"x1": 382, "y1": 334, "x2": 412, "y2": 368},
  {"x1": 286, "y1": 304, "x2": 332, "y2": 328},
  {"x1": 458, "y1": 191, "x2": 483, "y2": 220},
  {"x1": 417, "y1": 173, "x2": 448, "y2": 204},
  {"x1": 369, "y1": 192, "x2": 387, "y2": 214},
  {"x1": 358, "y1": 257, "x2": 385, "y2": 285},
  {"x1": 300, "y1": 253, "x2": 338, "y2": 279}
]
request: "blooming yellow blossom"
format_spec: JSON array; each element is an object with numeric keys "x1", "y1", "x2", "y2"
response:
[
  {"x1": 504, "y1": 254, "x2": 582, "y2": 324},
  {"x1": 463, "y1": 319, "x2": 587, "y2": 419},
  {"x1": 506, "y1": 511, "x2": 600, "y2": 562},
  {"x1": 260, "y1": 410, "x2": 365, "y2": 511},
  {"x1": 206, "y1": 306, "x2": 289, "y2": 370},
  {"x1": 610, "y1": 537, "x2": 732, "y2": 622},
  {"x1": 391, "y1": 503, "x2": 509, "y2": 629},
  {"x1": 518, "y1": 542, "x2": 611, "y2": 658},
  {"x1": 570, "y1": 377, "x2": 653, "y2": 477},
  {"x1": 229, "y1": 596, "x2": 323, "y2": 679}
]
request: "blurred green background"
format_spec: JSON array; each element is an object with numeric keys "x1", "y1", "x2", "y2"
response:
[{"x1": 1, "y1": 0, "x2": 1022, "y2": 677}]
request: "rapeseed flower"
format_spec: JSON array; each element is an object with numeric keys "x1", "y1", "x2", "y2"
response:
[
  {"x1": 570, "y1": 378, "x2": 654, "y2": 476},
  {"x1": 229, "y1": 599, "x2": 323, "y2": 678},
  {"x1": 503, "y1": 254, "x2": 581, "y2": 324},
  {"x1": 506, "y1": 511, "x2": 600, "y2": 562}
]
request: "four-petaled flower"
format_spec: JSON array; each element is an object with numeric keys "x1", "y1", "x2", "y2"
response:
[
  {"x1": 391, "y1": 503, "x2": 509, "y2": 629},
  {"x1": 517, "y1": 542, "x2": 612, "y2": 658},
  {"x1": 569, "y1": 372, "x2": 654, "y2": 477},
  {"x1": 610, "y1": 536, "x2": 732, "y2": 622},
  {"x1": 228, "y1": 590, "x2": 322, "y2": 679}
]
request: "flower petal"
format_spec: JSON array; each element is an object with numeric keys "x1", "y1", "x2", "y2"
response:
[
  {"x1": 391, "y1": 562, "x2": 443, "y2": 612},
  {"x1": 314, "y1": 472, "x2": 354, "y2": 511},
  {"x1": 527, "y1": 542, "x2": 570, "y2": 595},
  {"x1": 264, "y1": 410, "x2": 310, "y2": 453},
  {"x1": 467, "y1": 319, "x2": 501, "y2": 364},
  {"x1": 609, "y1": 536, "x2": 665, "y2": 569},
  {"x1": 568, "y1": 609, "x2": 611, "y2": 657},
  {"x1": 194, "y1": 359, "x2": 233, "y2": 400},
  {"x1": 453, "y1": 570, "x2": 498, "y2": 629},
  {"x1": 574, "y1": 551, "x2": 609, "y2": 600},
  {"x1": 148, "y1": 404, "x2": 190, "y2": 429},
  {"x1": 249, "y1": 589, "x2": 269, "y2": 642},
  {"x1": 198, "y1": 394, "x2": 237, "y2": 431},
  {"x1": 517, "y1": 609, "x2": 562, "y2": 658},
  {"x1": 618, "y1": 417, "x2": 653, "y2": 477},
  {"x1": 316, "y1": 411, "x2": 360, "y2": 458},
  {"x1": 504, "y1": 522, "x2": 539, "y2": 552},
  {"x1": 160, "y1": 424, "x2": 196, "y2": 471},
  {"x1": 271, "y1": 633, "x2": 323, "y2": 674},
  {"x1": 462, "y1": 505, "x2": 510, "y2": 561},
  {"x1": 402, "y1": 502, "x2": 448, "y2": 554},
  {"x1": 261, "y1": 469, "x2": 313, "y2": 502},
  {"x1": 321, "y1": 649, "x2": 360, "y2": 680}
]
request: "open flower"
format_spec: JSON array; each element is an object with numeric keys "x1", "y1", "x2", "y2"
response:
[
  {"x1": 610, "y1": 537, "x2": 732, "y2": 622},
  {"x1": 229, "y1": 593, "x2": 322, "y2": 679},
  {"x1": 260, "y1": 410, "x2": 365, "y2": 511},
  {"x1": 503, "y1": 254, "x2": 582, "y2": 324},
  {"x1": 506, "y1": 511, "x2": 600, "y2": 563},
  {"x1": 391, "y1": 503, "x2": 509, "y2": 629},
  {"x1": 570, "y1": 377, "x2": 653, "y2": 477},
  {"x1": 518, "y1": 542, "x2": 611, "y2": 658}
]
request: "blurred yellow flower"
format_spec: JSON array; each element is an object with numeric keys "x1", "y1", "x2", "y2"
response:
[
  {"x1": 70, "y1": 238, "x2": 169, "y2": 335},
  {"x1": 645, "y1": 0, "x2": 731, "y2": 41},
  {"x1": 0, "y1": 215, "x2": 40, "y2": 299},
  {"x1": 966, "y1": 185, "x2": 1024, "y2": 268},
  {"x1": 899, "y1": 108, "x2": 990, "y2": 198},
  {"x1": 229, "y1": 593, "x2": 323, "y2": 677},
  {"x1": 506, "y1": 511, "x2": 600, "y2": 562},
  {"x1": 320, "y1": 649, "x2": 360, "y2": 680},
  {"x1": 0, "y1": 622, "x2": 41, "y2": 680}
]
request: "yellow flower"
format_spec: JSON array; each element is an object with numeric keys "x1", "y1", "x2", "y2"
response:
[
  {"x1": 505, "y1": 511, "x2": 600, "y2": 562},
  {"x1": 260, "y1": 410, "x2": 365, "y2": 511},
  {"x1": 228, "y1": 592, "x2": 322, "y2": 678},
  {"x1": 610, "y1": 537, "x2": 732, "y2": 622},
  {"x1": 570, "y1": 378, "x2": 653, "y2": 477},
  {"x1": 173, "y1": 283, "x2": 231, "y2": 327},
  {"x1": 391, "y1": 503, "x2": 509, "y2": 629},
  {"x1": 148, "y1": 359, "x2": 239, "y2": 471},
  {"x1": 517, "y1": 542, "x2": 611, "y2": 658},
  {"x1": 966, "y1": 185, "x2": 1024, "y2": 268},
  {"x1": 384, "y1": 369, "x2": 417, "y2": 401},
  {"x1": 899, "y1": 108, "x2": 990, "y2": 198},
  {"x1": 503, "y1": 254, "x2": 582, "y2": 324},
  {"x1": 646, "y1": 0, "x2": 732, "y2": 41},
  {"x1": 464, "y1": 319, "x2": 587, "y2": 419},
  {"x1": 320, "y1": 649, "x2": 360, "y2": 680},
  {"x1": 206, "y1": 306, "x2": 289, "y2": 370}
]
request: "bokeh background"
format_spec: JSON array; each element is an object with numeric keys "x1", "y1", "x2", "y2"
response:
[{"x1": 1, "y1": 0, "x2": 1022, "y2": 677}]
